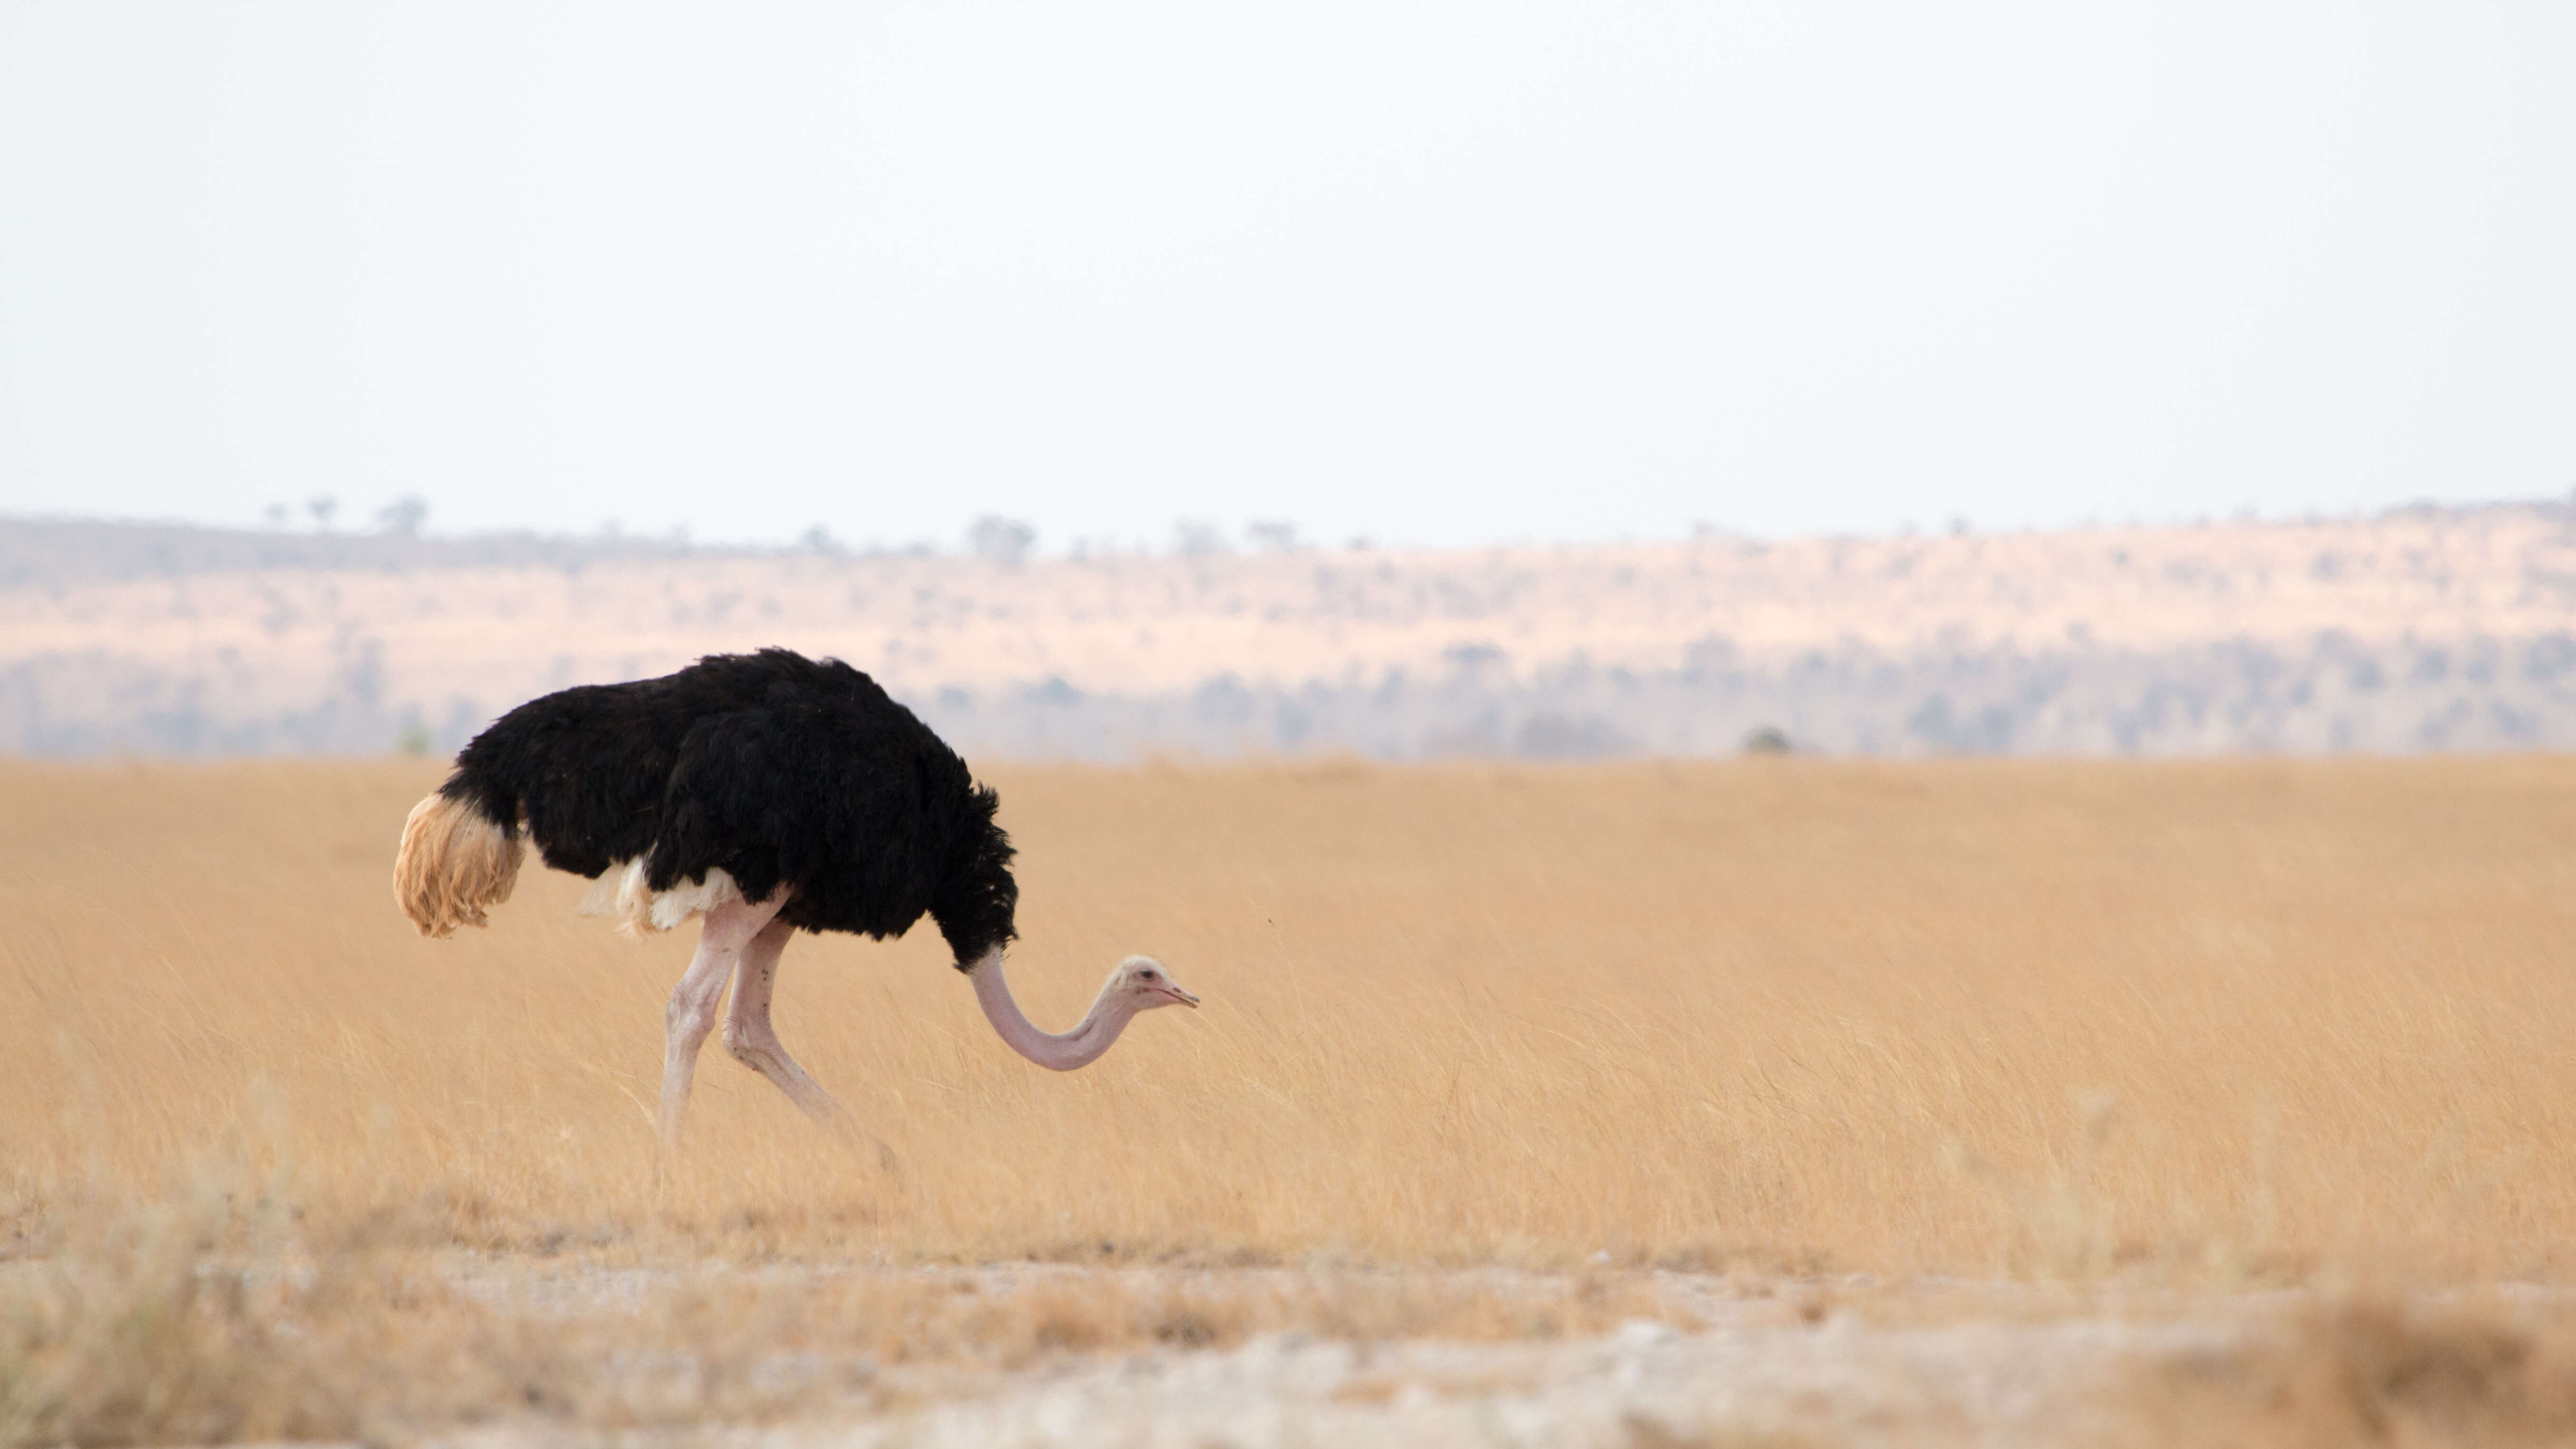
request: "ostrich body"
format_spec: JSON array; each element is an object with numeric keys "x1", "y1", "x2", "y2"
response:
[{"x1": 391, "y1": 649, "x2": 1196, "y2": 1149}]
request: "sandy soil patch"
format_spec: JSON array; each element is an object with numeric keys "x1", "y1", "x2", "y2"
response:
[{"x1": 403, "y1": 1265, "x2": 2575, "y2": 1448}]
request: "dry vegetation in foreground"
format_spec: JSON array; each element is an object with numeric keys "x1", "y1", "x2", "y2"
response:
[
  {"x1": 8, "y1": 755, "x2": 2576, "y2": 1442},
  {"x1": 1, "y1": 1145, "x2": 1670, "y2": 1444}
]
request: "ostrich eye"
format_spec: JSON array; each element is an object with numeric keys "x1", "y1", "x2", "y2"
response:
[{"x1": 1140, "y1": 970, "x2": 1157, "y2": 980}]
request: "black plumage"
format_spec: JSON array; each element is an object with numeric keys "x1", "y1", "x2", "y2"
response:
[{"x1": 438, "y1": 649, "x2": 1017, "y2": 967}]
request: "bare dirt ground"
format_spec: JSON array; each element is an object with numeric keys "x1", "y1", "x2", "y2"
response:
[
  {"x1": 205, "y1": 1259, "x2": 2576, "y2": 1448},
  {"x1": 426, "y1": 1266, "x2": 2206, "y2": 1449}
]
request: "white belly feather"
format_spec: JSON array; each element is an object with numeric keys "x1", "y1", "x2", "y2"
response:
[{"x1": 577, "y1": 857, "x2": 743, "y2": 934}]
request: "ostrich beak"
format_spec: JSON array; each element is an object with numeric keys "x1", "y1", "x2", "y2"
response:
[{"x1": 1162, "y1": 984, "x2": 1201, "y2": 1008}]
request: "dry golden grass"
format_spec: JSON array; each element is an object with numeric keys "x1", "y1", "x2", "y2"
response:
[
  {"x1": 10, "y1": 755, "x2": 2576, "y2": 1441},
  {"x1": 9, "y1": 754, "x2": 2576, "y2": 1275}
]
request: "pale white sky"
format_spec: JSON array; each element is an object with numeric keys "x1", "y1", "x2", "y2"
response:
[{"x1": 3, "y1": 2, "x2": 2572, "y2": 552}]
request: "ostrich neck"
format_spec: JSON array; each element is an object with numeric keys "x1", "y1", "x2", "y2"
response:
[{"x1": 968, "y1": 950, "x2": 1131, "y2": 1071}]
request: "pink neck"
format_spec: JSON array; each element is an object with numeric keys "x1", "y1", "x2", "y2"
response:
[{"x1": 967, "y1": 950, "x2": 1134, "y2": 1071}]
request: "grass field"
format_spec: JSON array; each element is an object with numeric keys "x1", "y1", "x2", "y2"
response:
[{"x1": 9, "y1": 755, "x2": 2576, "y2": 1442}]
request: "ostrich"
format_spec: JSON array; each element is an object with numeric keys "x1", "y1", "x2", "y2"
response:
[{"x1": 391, "y1": 649, "x2": 1198, "y2": 1150}]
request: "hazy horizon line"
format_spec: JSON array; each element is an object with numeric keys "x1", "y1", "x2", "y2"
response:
[{"x1": 11, "y1": 489, "x2": 2574, "y2": 565}]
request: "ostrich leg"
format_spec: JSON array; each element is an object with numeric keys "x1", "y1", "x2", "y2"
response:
[
  {"x1": 659, "y1": 892, "x2": 787, "y2": 1146},
  {"x1": 723, "y1": 919, "x2": 902, "y2": 1170}
]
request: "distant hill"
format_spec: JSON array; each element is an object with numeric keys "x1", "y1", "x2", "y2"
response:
[
  {"x1": 9, "y1": 505, "x2": 2576, "y2": 760},
  {"x1": 0, "y1": 515, "x2": 719, "y2": 588}
]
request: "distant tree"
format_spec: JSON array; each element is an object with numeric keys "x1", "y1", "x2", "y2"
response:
[
  {"x1": 1742, "y1": 725, "x2": 1792, "y2": 755},
  {"x1": 802, "y1": 523, "x2": 841, "y2": 554},
  {"x1": 306, "y1": 496, "x2": 338, "y2": 531},
  {"x1": 262, "y1": 502, "x2": 290, "y2": 528},
  {"x1": 968, "y1": 515, "x2": 1035, "y2": 566},
  {"x1": 375, "y1": 495, "x2": 428, "y2": 536},
  {"x1": 1516, "y1": 712, "x2": 1633, "y2": 760},
  {"x1": 1172, "y1": 518, "x2": 1230, "y2": 557},
  {"x1": 1245, "y1": 519, "x2": 1301, "y2": 552}
]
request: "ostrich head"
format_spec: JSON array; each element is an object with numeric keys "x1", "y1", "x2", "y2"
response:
[{"x1": 1110, "y1": 954, "x2": 1200, "y2": 1012}]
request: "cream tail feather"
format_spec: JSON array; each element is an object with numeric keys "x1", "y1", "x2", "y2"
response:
[
  {"x1": 393, "y1": 793, "x2": 525, "y2": 937},
  {"x1": 967, "y1": 948, "x2": 1199, "y2": 1071}
]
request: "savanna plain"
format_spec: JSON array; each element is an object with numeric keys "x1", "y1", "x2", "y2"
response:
[{"x1": 10, "y1": 756, "x2": 2576, "y2": 1447}]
